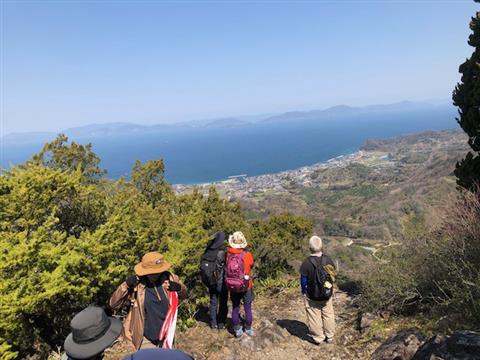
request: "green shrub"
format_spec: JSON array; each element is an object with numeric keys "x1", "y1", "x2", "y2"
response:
[
  {"x1": 361, "y1": 191, "x2": 480, "y2": 323},
  {"x1": 0, "y1": 136, "x2": 312, "y2": 357},
  {"x1": 250, "y1": 214, "x2": 313, "y2": 279}
]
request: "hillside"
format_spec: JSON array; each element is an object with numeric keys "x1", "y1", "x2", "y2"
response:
[
  {"x1": 104, "y1": 284, "x2": 479, "y2": 360},
  {"x1": 105, "y1": 287, "x2": 377, "y2": 360},
  {"x1": 2, "y1": 129, "x2": 476, "y2": 360},
  {"x1": 215, "y1": 129, "x2": 466, "y2": 235},
  {"x1": 178, "y1": 129, "x2": 468, "y2": 273}
]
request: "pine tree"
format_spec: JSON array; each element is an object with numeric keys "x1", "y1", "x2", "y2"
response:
[
  {"x1": 131, "y1": 159, "x2": 173, "y2": 208},
  {"x1": 453, "y1": 6, "x2": 480, "y2": 191},
  {"x1": 29, "y1": 134, "x2": 106, "y2": 183}
]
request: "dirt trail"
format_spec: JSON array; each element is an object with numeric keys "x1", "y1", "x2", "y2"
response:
[
  {"x1": 174, "y1": 288, "x2": 382, "y2": 360},
  {"x1": 106, "y1": 287, "x2": 384, "y2": 359}
]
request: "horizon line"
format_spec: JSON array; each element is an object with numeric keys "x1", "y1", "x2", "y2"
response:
[{"x1": 2, "y1": 97, "x2": 453, "y2": 137}]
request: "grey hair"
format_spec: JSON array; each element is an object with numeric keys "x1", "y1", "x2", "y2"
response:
[{"x1": 308, "y1": 236, "x2": 323, "y2": 254}]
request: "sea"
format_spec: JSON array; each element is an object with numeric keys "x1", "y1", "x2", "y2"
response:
[{"x1": 1, "y1": 106, "x2": 459, "y2": 184}]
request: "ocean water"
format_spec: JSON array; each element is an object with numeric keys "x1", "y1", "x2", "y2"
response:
[{"x1": 1, "y1": 107, "x2": 458, "y2": 184}]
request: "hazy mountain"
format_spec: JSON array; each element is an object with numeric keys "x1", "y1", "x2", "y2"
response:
[
  {"x1": 64, "y1": 122, "x2": 151, "y2": 137},
  {"x1": 204, "y1": 118, "x2": 250, "y2": 128},
  {"x1": 262, "y1": 101, "x2": 445, "y2": 123},
  {"x1": 2, "y1": 131, "x2": 57, "y2": 145},
  {"x1": 2, "y1": 100, "x2": 453, "y2": 145}
]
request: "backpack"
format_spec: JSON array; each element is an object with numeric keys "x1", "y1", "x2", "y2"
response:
[
  {"x1": 307, "y1": 256, "x2": 333, "y2": 301},
  {"x1": 225, "y1": 251, "x2": 247, "y2": 293},
  {"x1": 200, "y1": 250, "x2": 222, "y2": 287}
]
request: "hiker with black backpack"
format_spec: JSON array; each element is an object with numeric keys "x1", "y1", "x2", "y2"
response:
[
  {"x1": 300, "y1": 236, "x2": 337, "y2": 345},
  {"x1": 200, "y1": 231, "x2": 228, "y2": 330},
  {"x1": 225, "y1": 231, "x2": 255, "y2": 338}
]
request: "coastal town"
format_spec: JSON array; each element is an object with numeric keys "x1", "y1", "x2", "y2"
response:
[
  {"x1": 173, "y1": 129, "x2": 466, "y2": 202},
  {"x1": 173, "y1": 149, "x2": 397, "y2": 199}
]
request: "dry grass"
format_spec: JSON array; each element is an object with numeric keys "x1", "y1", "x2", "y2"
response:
[{"x1": 361, "y1": 189, "x2": 480, "y2": 325}]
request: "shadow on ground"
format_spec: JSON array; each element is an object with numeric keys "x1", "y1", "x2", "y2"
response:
[
  {"x1": 337, "y1": 279, "x2": 361, "y2": 296},
  {"x1": 194, "y1": 306, "x2": 236, "y2": 335},
  {"x1": 194, "y1": 305, "x2": 211, "y2": 325},
  {"x1": 276, "y1": 319, "x2": 313, "y2": 343}
]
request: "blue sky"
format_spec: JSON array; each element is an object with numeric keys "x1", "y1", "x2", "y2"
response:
[{"x1": 1, "y1": 0, "x2": 477, "y2": 134}]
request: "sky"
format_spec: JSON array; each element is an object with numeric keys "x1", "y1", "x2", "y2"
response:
[{"x1": 1, "y1": 0, "x2": 477, "y2": 134}]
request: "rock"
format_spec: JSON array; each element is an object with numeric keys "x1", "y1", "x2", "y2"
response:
[
  {"x1": 412, "y1": 331, "x2": 480, "y2": 360},
  {"x1": 434, "y1": 313, "x2": 464, "y2": 332},
  {"x1": 379, "y1": 310, "x2": 392, "y2": 320},
  {"x1": 339, "y1": 333, "x2": 354, "y2": 346},
  {"x1": 371, "y1": 330, "x2": 426, "y2": 360},
  {"x1": 359, "y1": 312, "x2": 376, "y2": 331},
  {"x1": 256, "y1": 319, "x2": 287, "y2": 347}
]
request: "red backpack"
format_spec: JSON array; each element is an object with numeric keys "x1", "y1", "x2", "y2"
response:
[{"x1": 225, "y1": 251, "x2": 247, "y2": 293}]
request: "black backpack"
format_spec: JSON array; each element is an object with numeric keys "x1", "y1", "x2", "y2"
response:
[
  {"x1": 200, "y1": 250, "x2": 223, "y2": 287},
  {"x1": 307, "y1": 256, "x2": 333, "y2": 301}
]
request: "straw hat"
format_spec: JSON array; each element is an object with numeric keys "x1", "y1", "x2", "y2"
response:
[
  {"x1": 228, "y1": 231, "x2": 247, "y2": 249},
  {"x1": 134, "y1": 252, "x2": 171, "y2": 276}
]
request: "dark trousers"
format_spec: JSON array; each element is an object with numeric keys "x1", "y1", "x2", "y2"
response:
[
  {"x1": 209, "y1": 285, "x2": 228, "y2": 326},
  {"x1": 231, "y1": 288, "x2": 254, "y2": 329}
]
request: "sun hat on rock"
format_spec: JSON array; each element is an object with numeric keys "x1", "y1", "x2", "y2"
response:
[
  {"x1": 134, "y1": 252, "x2": 171, "y2": 276},
  {"x1": 228, "y1": 231, "x2": 247, "y2": 249},
  {"x1": 64, "y1": 306, "x2": 122, "y2": 359}
]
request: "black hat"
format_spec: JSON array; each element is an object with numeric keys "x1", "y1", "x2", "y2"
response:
[
  {"x1": 207, "y1": 232, "x2": 225, "y2": 250},
  {"x1": 64, "y1": 306, "x2": 122, "y2": 359}
]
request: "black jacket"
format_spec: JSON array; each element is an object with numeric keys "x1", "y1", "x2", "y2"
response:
[{"x1": 203, "y1": 232, "x2": 226, "y2": 292}]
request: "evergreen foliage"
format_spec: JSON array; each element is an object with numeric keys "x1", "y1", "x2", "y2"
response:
[
  {"x1": 29, "y1": 134, "x2": 106, "y2": 183},
  {"x1": 0, "y1": 137, "x2": 312, "y2": 358},
  {"x1": 453, "y1": 6, "x2": 480, "y2": 191},
  {"x1": 251, "y1": 214, "x2": 313, "y2": 279}
]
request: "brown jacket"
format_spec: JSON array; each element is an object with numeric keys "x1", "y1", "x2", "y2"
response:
[{"x1": 109, "y1": 274, "x2": 188, "y2": 350}]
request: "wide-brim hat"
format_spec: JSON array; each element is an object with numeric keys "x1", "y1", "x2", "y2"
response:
[
  {"x1": 228, "y1": 231, "x2": 247, "y2": 249},
  {"x1": 134, "y1": 251, "x2": 171, "y2": 276},
  {"x1": 64, "y1": 306, "x2": 122, "y2": 359}
]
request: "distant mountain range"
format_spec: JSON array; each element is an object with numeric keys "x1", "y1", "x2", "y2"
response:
[
  {"x1": 2, "y1": 100, "x2": 453, "y2": 145},
  {"x1": 261, "y1": 100, "x2": 443, "y2": 123}
]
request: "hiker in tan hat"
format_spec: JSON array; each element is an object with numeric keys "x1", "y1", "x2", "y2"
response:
[{"x1": 109, "y1": 252, "x2": 187, "y2": 351}]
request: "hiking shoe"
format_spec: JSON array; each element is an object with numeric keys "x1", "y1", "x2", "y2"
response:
[
  {"x1": 309, "y1": 335, "x2": 325, "y2": 345},
  {"x1": 217, "y1": 323, "x2": 225, "y2": 330},
  {"x1": 209, "y1": 322, "x2": 218, "y2": 330},
  {"x1": 234, "y1": 328, "x2": 244, "y2": 338},
  {"x1": 245, "y1": 328, "x2": 254, "y2": 337}
]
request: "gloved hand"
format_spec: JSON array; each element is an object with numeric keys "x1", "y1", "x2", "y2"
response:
[
  {"x1": 168, "y1": 281, "x2": 182, "y2": 292},
  {"x1": 126, "y1": 275, "x2": 139, "y2": 289}
]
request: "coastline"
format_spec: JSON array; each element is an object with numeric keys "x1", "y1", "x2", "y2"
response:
[
  {"x1": 172, "y1": 128, "x2": 464, "y2": 193},
  {"x1": 172, "y1": 148, "x2": 387, "y2": 195}
]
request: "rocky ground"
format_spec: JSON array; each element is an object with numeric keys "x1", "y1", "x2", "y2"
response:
[
  {"x1": 175, "y1": 288, "x2": 380, "y2": 360},
  {"x1": 106, "y1": 287, "x2": 383, "y2": 360},
  {"x1": 105, "y1": 286, "x2": 480, "y2": 359}
]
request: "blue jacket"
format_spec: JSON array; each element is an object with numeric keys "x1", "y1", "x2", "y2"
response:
[
  {"x1": 123, "y1": 348, "x2": 193, "y2": 360},
  {"x1": 300, "y1": 275, "x2": 308, "y2": 295}
]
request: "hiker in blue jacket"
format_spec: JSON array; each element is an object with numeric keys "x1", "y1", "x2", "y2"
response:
[{"x1": 300, "y1": 236, "x2": 337, "y2": 345}]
